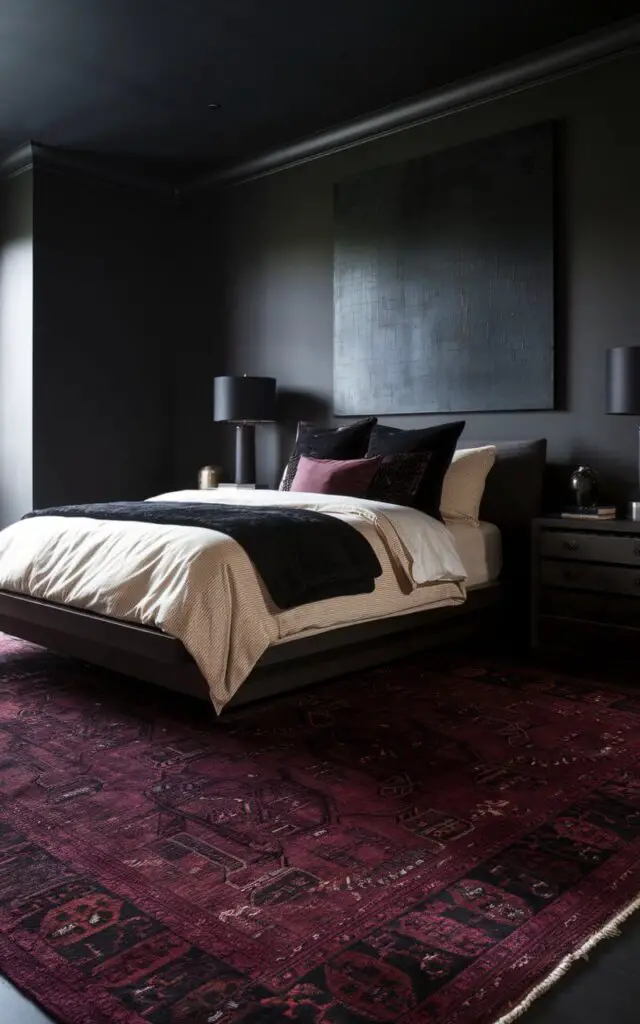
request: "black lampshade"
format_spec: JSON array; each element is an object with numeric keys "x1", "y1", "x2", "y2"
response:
[
  {"x1": 606, "y1": 347, "x2": 640, "y2": 415},
  {"x1": 213, "y1": 376, "x2": 276, "y2": 423}
]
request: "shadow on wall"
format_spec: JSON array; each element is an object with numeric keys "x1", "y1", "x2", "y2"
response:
[{"x1": 276, "y1": 389, "x2": 331, "y2": 477}]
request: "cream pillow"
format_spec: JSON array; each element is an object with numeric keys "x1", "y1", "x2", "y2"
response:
[{"x1": 440, "y1": 445, "x2": 497, "y2": 526}]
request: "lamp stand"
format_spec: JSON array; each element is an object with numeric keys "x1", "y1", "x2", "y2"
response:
[
  {"x1": 629, "y1": 424, "x2": 640, "y2": 520},
  {"x1": 234, "y1": 424, "x2": 256, "y2": 485}
]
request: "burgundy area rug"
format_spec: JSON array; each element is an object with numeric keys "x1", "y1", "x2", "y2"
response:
[{"x1": 1, "y1": 636, "x2": 640, "y2": 1024}]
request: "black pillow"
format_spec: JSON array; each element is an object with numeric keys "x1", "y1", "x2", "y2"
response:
[
  {"x1": 280, "y1": 418, "x2": 377, "y2": 491},
  {"x1": 367, "y1": 421, "x2": 465, "y2": 520}
]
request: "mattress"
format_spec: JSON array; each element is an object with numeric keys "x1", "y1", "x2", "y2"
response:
[{"x1": 446, "y1": 521, "x2": 503, "y2": 587}]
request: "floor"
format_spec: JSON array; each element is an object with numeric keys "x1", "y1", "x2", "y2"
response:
[{"x1": 0, "y1": 977, "x2": 55, "y2": 1024}]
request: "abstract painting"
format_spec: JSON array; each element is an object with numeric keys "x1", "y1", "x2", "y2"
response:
[{"x1": 333, "y1": 122, "x2": 555, "y2": 414}]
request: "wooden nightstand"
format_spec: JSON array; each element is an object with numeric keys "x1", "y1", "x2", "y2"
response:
[{"x1": 532, "y1": 515, "x2": 640, "y2": 653}]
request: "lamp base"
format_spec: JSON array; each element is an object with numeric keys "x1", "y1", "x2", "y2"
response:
[{"x1": 235, "y1": 424, "x2": 256, "y2": 485}]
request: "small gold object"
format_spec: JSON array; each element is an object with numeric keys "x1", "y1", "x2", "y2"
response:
[{"x1": 198, "y1": 465, "x2": 221, "y2": 489}]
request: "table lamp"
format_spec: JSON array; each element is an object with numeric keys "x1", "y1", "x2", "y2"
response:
[
  {"x1": 213, "y1": 375, "x2": 276, "y2": 485},
  {"x1": 606, "y1": 345, "x2": 640, "y2": 520}
]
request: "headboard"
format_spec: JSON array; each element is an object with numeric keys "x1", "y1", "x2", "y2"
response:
[
  {"x1": 470, "y1": 438, "x2": 547, "y2": 588},
  {"x1": 478, "y1": 439, "x2": 547, "y2": 538}
]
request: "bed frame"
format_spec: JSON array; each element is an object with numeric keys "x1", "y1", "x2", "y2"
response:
[{"x1": 0, "y1": 583, "x2": 501, "y2": 710}]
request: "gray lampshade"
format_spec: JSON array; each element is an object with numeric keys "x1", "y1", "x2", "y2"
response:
[
  {"x1": 213, "y1": 375, "x2": 276, "y2": 423},
  {"x1": 606, "y1": 346, "x2": 640, "y2": 415}
]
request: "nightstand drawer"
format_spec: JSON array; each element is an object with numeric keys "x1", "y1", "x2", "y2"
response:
[
  {"x1": 539, "y1": 529, "x2": 640, "y2": 566},
  {"x1": 541, "y1": 559, "x2": 640, "y2": 597},
  {"x1": 540, "y1": 588, "x2": 640, "y2": 629}
]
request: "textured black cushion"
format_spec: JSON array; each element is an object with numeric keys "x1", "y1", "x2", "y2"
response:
[
  {"x1": 366, "y1": 452, "x2": 432, "y2": 506},
  {"x1": 367, "y1": 421, "x2": 465, "y2": 520},
  {"x1": 280, "y1": 418, "x2": 377, "y2": 491}
]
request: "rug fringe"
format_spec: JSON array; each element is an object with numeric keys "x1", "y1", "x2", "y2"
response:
[{"x1": 493, "y1": 891, "x2": 640, "y2": 1024}]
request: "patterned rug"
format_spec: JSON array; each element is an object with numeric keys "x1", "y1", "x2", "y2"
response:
[{"x1": 0, "y1": 637, "x2": 640, "y2": 1024}]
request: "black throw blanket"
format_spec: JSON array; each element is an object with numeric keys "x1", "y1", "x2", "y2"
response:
[{"x1": 23, "y1": 501, "x2": 382, "y2": 610}]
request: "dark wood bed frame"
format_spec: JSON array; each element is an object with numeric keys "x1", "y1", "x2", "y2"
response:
[{"x1": 0, "y1": 583, "x2": 502, "y2": 710}]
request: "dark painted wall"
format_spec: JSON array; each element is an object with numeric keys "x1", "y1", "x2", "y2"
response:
[
  {"x1": 32, "y1": 164, "x2": 177, "y2": 506},
  {"x1": 200, "y1": 52, "x2": 640, "y2": 504},
  {"x1": 171, "y1": 195, "x2": 229, "y2": 489}
]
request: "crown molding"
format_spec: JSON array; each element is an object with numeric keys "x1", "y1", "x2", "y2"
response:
[
  {"x1": 30, "y1": 144, "x2": 176, "y2": 199},
  {"x1": 0, "y1": 143, "x2": 34, "y2": 180},
  {"x1": 181, "y1": 15, "x2": 640, "y2": 195},
  {"x1": 1, "y1": 142, "x2": 177, "y2": 198}
]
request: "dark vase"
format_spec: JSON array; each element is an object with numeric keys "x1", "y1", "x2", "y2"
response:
[{"x1": 570, "y1": 466, "x2": 598, "y2": 507}]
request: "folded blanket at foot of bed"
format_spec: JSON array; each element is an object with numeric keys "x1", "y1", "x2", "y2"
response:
[{"x1": 23, "y1": 501, "x2": 382, "y2": 610}]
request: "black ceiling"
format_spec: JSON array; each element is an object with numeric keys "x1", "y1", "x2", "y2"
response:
[{"x1": 0, "y1": 0, "x2": 638, "y2": 181}]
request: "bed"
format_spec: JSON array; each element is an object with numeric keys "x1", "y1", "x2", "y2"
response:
[{"x1": 0, "y1": 440, "x2": 545, "y2": 711}]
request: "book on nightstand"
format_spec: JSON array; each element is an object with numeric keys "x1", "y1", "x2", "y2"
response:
[{"x1": 560, "y1": 506, "x2": 617, "y2": 520}]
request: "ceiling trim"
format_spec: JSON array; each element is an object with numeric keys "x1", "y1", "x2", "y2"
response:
[
  {"x1": 0, "y1": 144, "x2": 34, "y2": 180},
  {"x1": 32, "y1": 144, "x2": 176, "y2": 199},
  {"x1": 1, "y1": 141, "x2": 177, "y2": 197},
  {"x1": 182, "y1": 15, "x2": 640, "y2": 194}
]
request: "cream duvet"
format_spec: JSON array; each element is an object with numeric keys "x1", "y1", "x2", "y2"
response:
[{"x1": 0, "y1": 489, "x2": 466, "y2": 711}]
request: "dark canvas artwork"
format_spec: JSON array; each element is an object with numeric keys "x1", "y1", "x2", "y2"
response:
[{"x1": 333, "y1": 123, "x2": 555, "y2": 414}]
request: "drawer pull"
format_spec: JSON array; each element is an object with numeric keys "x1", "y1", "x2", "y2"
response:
[
  {"x1": 562, "y1": 568, "x2": 580, "y2": 582},
  {"x1": 562, "y1": 540, "x2": 579, "y2": 552}
]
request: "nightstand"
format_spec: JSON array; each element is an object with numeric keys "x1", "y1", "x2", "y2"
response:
[{"x1": 531, "y1": 515, "x2": 640, "y2": 653}]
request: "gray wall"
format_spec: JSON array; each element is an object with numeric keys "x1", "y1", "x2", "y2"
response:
[
  {"x1": 172, "y1": 195, "x2": 229, "y2": 489},
  {"x1": 0, "y1": 169, "x2": 33, "y2": 526},
  {"x1": 202, "y1": 51, "x2": 640, "y2": 504},
  {"x1": 32, "y1": 164, "x2": 177, "y2": 506},
  {"x1": 0, "y1": 161, "x2": 229, "y2": 511}
]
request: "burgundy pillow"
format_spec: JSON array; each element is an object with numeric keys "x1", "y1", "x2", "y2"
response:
[
  {"x1": 366, "y1": 451, "x2": 432, "y2": 506},
  {"x1": 290, "y1": 455, "x2": 380, "y2": 496}
]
